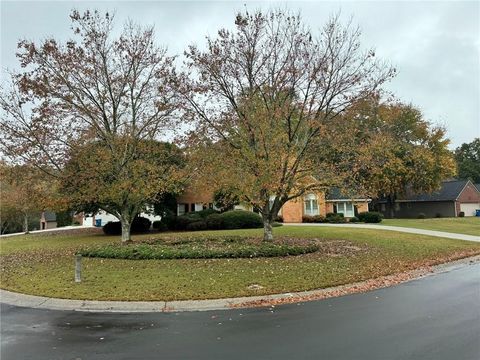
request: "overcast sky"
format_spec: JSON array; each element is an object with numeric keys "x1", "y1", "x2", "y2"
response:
[{"x1": 1, "y1": 1, "x2": 479, "y2": 148}]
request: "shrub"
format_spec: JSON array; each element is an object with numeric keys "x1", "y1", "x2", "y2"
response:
[
  {"x1": 302, "y1": 215, "x2": 325, "y2": 223},
  {"x1": 312, "y1": 215, "x2": 326, "y2": 223},
  {"x1": 326, "y1": 214, "x2": 346, "y2": 223},
  {"x1": 302, "y1": 215, "x2": 315, "y2": 223},
  {"x1": 417, "y1": 213, "x2": 426, "y2": 219},
  {"x1": 195, "y1": 208, "x2": 218, "y2": 218},
  {"x1": 175, "y1": 213, "x2": 201, "y2": 230},
  {"x1": 358, "y1": 211, "x2": 383, "y2": 223},
  {"x1": 103, "y1": 221, "x2": 121, "y2": 235},
  {"x1": 186, "y1": 220, "x2": 208, "y2": 231},
  {"x1": 220, "y1": 210, "x2": 263, "y2": 229},
  {"x1": 205, "y1": 213, "x2": 224, "y2": 230},
  {"x1": 349, "y1": 216, "x2": 360, "y2": 223},
  {"x1": 79, "y1": 238, "x2": 319, "y2": 260},
  {"x1": 103, "y1": 216, "x2": 151, "y2": 235},
  {"x1": 275, "y1": 215, "x2": 284, "y2": 223},
  {"x1": 152, "y1": 220, "x2": 168, "y2": 231},
  {"x1": 131, "y1": 216, "x2": 152, "y2": 233},
  {"x1": 161, "y1": 215, "x2": 176, "y2": 230},
  {"x1": 326, "y1": 212, "x2": 337, "y2": 218},
  {"x1": 459, "y1": 211, "x2": 465, "y2": 217}
]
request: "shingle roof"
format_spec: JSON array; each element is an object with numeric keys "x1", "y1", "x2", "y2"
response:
[
  {"x1": 402, "y1": 180, "x2": 469, "y2": 202},
  {"x1": 44, "y1": 211, "x2": 56, "y2": 222},
  {"x1": 475, "y1": 184, "x2": 480, "y2": 192},
  {"x1": 325, "y1": 187, "x2": 368, "y2": 200}
]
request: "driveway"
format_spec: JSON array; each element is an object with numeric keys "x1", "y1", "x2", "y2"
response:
[
  {"x1": 284, "y1": 223, "x2": 480, "y2": 242},
  {"x1": 1, "y1": 262, "x2": 479, "y2": 360}
]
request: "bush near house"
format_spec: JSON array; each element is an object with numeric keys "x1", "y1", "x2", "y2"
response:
[
  {"x1": 152, "y1": 220, "x2": 168, "y2": 231},
  {"x1": 302, "y1": 215, "x2": 326, "y2": 223},
  {"x1": 220, "y1": 210, "x2": 263, "y2": 229},
  {"x1": 358, "y1": 212, "x2": 383, "y2": 223},
  {"x1": 103, "y1": 216, "x2": 152, "y2": 235},
  {"x1": 173, "y1": 210, "x2": 263, "y2": 231},
  {"x1": 205, "y1": 213, "x2": 224, "y2": 230},
  {"x1": 326, "y1": 213, "x2": 346, "y2": 223}
]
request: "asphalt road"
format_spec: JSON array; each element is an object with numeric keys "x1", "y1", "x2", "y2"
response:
[{"x1": 1, "y1": 263, "x2": 479, "y2": 360}]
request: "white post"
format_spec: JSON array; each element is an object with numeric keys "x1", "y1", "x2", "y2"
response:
[{"x1": 75, "y1": 254, "x2": 82, "y2": 283}]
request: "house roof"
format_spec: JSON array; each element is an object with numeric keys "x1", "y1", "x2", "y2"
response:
[
  {"x1": 400, "y1": 180, "x2": 470, "y2": 202},
  {"x1": 43, "y1": 211, "x2": 56, "y2": 222},
  {"x1": 475, "y1": 183, "x2": 480, "y2": 192},
  {"x1": 325, "y1": 187, "x2": 369, "y2": 201}
]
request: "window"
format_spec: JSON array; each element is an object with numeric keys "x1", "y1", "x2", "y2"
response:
[
  {"x1": 304, "y1": 194, "x2": 319, "y2": 216},
  {"x1": 336, "y1": 202, "x2": 354, "y2": 217},
  {"x1": 177, "y1": 204, "x2": 186, "y2": 216}
]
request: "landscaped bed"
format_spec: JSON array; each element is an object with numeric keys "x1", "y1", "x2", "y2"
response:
[
  {"x1": 1, "y1": 226, "x2": 479, "y2": 301},
  {"x1": 78, "y1": 236, "x2": 321, "y2": 260}
]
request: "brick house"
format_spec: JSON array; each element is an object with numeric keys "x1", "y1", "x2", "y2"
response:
[
  {"x1": 39, "y1": 211, "x2": 57, "y2": 230},
  {"x1": 175, "y1": 187, "x2": 370, "y2": 223},
  {"x1": 376, "y1": 179, "x2": 480, "y2": 218}
]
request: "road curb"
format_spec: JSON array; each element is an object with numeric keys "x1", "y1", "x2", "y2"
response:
[{"x1": 2, "y1": 255, "x2": 479, "y2": 313}]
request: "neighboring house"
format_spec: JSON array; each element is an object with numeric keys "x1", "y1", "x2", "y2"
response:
[
  {"x1": 175, "y1": 187, "x2": 370, "y2": 223},
  {"x1": 40, "y1": 211, "x2": 57, "y2": 230},
  {"x1": 176, "y1": 188, "x2": 216, "y2": 215},
  {"x1": 377, "y1": 179, "x2": 480, "y2": 218},
  {"x1": 280, "y1": 189, "x2": 370, "y2": 222},
  {"x1": 83, "y1": 209, "x2": 161, "y2": 227}
]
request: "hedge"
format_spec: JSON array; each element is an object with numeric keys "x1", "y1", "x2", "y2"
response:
[
  {"x1": 79, "y1": 240, "x2": 319, "y2": 260},
  {"x1": 357, "y1": 212, "x2": 383, "y2": 223},
  {"x1": 103, "y1": 216, "x2": 152, "y2": 235},
  {"x1": 220, "y1": 210, "x2": 263, "y2": 229}
]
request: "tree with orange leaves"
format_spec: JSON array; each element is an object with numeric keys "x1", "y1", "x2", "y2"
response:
[
  {"x1": 181, "y1": 10, "x2": 394, "y2": 240},
  {"x1": 0, "y1": 10, "x2": 182, "y2": 242}
]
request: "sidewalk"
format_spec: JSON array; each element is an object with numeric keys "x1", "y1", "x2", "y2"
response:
[
  {"x1": 0, "y1": 225, "x2": 95, "y2": 238},
  {"x1": 284, "y1": 223, "x2": 480, "y2": 242}
]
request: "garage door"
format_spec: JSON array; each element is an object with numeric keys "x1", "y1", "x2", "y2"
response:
[{"x1": 459, "y1": 203, "x2": 480, "y2": 216}]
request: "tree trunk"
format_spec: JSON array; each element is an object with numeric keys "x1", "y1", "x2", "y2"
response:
[
  {"x1": 387, "y1": 194, "x2": 396, "y2": 219},
  {"x1": 262, "y1": 217, "x2": 273, "y2": 242},
  {"x1": 23, "y1": 213, "x2": 29, "y2": 234},
  {"x1": 120, "y1": 217, "x2": 132, "y2": 244}
]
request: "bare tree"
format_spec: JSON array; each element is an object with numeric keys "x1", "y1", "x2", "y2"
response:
[
  {"x1": 181, "y1": 10, "x2": 395, "y2": 240},
  {"x1": 0, "y1": 10, "x2": 181, "y2": 242}
]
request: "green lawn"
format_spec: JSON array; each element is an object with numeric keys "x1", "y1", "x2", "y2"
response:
[
  {"x1": 1, "y1": 226, "x2": 479, "y2": 301},
  {"x1": 382, "y1": 217, "x2": 480, "y2": 236}
]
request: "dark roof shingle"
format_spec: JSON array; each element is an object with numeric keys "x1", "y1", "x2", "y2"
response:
[
  {"x1": 326, "y1": 187, "x2": 368, "y2": 200},
  {"x1": 403, "y1": 180, "x2": 469, "y2": 202}
]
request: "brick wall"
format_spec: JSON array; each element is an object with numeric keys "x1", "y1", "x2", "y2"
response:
[
  {"x1": 176, "y1": 188, "x2": 213, "y2": 204},
  {"x1": 282, "y1": 198, "x2": 304, "y2": 223},
  {"x1": 455, "y1": 182, "x2": 480, "y2": 216}
]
